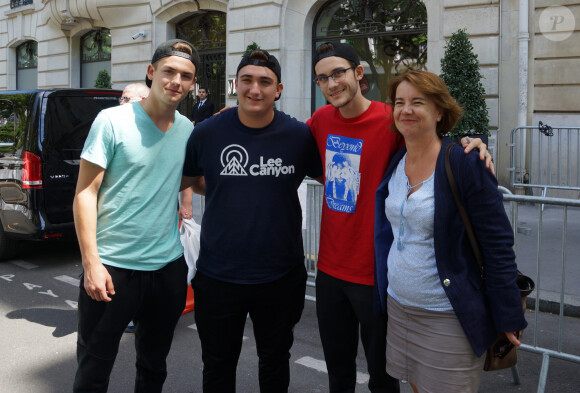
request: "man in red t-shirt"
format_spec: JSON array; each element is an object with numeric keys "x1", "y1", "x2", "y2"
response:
[{"x1": 307, "y1": 41, "x2": 492, "y2": 393}]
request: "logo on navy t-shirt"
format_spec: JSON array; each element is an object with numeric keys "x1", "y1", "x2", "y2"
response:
[
  {"x1": 325, "y1": 135, "x2": 362, "y2": 213},
  {"x1": 220, "y1": 144, "x2": 295, "y2": 177}
]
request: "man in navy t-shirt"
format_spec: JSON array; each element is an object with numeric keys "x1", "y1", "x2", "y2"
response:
[{"x1": 181, "y1": 50, "x2": 322, "y2": 392}]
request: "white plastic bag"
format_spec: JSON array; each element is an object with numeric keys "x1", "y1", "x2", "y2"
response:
[{"x1": 180, "y1": 217, "x2": 201, "y2": 285}]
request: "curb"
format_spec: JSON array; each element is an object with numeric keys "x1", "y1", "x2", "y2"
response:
[{"x1": 526, "y1": 290, "x2": 580, "y2": 318}]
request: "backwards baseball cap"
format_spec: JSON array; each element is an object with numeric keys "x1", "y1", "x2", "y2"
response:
[
  {"x1": 313, "y1": 41, "x2": 360, "y2": 68},
  {"x1": 145, "y1": 39, "x2": 200, "y2": 88},
  {"x1": 236, "y1": 49, "x2": 282, "y2": 101},
  {"x1": 237, "y1": 49, "x2": 282, "y2": 83}
]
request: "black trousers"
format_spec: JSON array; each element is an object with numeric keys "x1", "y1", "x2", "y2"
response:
[
  {"x1": 316, "y1": 270, "x2": 400, "y2": 393},
  {"x1": 73, "y1": 256, "x2": 188, "y2": 393},
  {"x1": 192, "y1": 264, "x2": 307, "y2": 393}
]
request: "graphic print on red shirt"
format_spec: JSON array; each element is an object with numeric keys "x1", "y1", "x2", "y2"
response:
[{"x1": 324, "y1": 135, "x2": 363, "y2": 213}]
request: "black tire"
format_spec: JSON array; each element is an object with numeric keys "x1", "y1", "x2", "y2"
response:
[{"x1": 0, "y1": 221, "x2": 18, "y2": 261}]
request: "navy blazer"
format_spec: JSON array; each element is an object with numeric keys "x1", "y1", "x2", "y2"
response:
[
  {"x1": 374, "y1": 138, "x2": 527, "y2": 356},
  {"x1": 191, "y1": 99, "x2": 215, "y2": 124}
]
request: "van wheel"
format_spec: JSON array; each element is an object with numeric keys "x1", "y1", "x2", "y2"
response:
[{"x1": 0, "y1": 223, "x2": 18, "y2": 261}]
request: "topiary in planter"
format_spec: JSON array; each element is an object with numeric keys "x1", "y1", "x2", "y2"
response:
[
  {"x1": 440, "y1": 29, "x2": 489, "y2": 139},
  {"x1": 94, "y1": 69, "x2": 112, "y2": 89},
  {"x1": 243, "y1": 41, "x2": 261, "y2": 57}
]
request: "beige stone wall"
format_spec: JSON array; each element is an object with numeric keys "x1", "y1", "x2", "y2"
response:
[
  {"x1": 1, "y1": 1, "x2": 39, "y2": 89},
  {"x1": 226, "y1": 1, "x2": 284, "y2": 108},
  {"x1": 496, "y1": 0, "x2": 520, "y2": 186},
  {"x1": 0, "y1": 0, "x2": 229, "y2": 90},
  {"x1": 437, "y1": 0, "x2": 501, "y2": 132},
  {"x1": 0, "y1": 0, "x2": 505, "y2": 119},
  {"x1": 431, "y1": 0, "x2": 501, "y2": 172},
  {"x1": 532, "y1": 2, "x2": 580, "y2": 115},
  {"x1": 1, "y1": 0, "x2": 577, "y2": 182}
]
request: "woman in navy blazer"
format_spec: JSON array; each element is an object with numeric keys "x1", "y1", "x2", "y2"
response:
[{"x1": 374, "y1": 71, "x2": 527, "y2": 392}]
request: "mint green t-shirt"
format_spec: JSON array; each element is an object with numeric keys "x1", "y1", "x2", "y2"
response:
[{"x1": 81, "y1": 102, "x2": 193, "y2": 270}]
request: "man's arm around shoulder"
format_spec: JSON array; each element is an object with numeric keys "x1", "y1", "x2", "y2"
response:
[{"x1": 73, "y1": 159, "x2": 115, "y2": 302}]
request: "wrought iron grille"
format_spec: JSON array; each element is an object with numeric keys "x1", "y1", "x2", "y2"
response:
[
  {"x1": 315, "y1": 0, "x2": 427, "y2": 70},
  {"x1": 176, "y1": 13, "x2": 227, "y2": 51},
  {"x1": 177, "y1": 12, "x2": 227, "y2": 116},
  {"x1": 81, "y1": 29, "x2": 112, "y2": 63},
  {"x1": 312, "y1": 0, "x2": 428, "y2": 112},
  {"x1": 10, "y1": 0, "x2": 33, "y2": 8},
  {"x1": 319, "y1": 0, "x2": 426, "y2": 37},
  {"x1": 16, "y1": 41, "x2": 37, "y2": 69}
]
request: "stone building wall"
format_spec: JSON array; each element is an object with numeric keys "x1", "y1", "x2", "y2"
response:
[
  {"x1": 0, "y1": 0, "x2": 577, "y2": 187},
  {"x1": 532, "y1": 1, "x2": 580, "y2": 127}
]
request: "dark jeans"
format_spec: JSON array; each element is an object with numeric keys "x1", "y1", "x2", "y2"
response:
[
  {"x1": 192, "y1": 264, "x2": 307, "y2": 393},
  {"x1": 316, "y1": 270, "x2": 400, "y2": 393},
  {"x1": 73, "y1": 256, "x2": 188, "y2": 393}
]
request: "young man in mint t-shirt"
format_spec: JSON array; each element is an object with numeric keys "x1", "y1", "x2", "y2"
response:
[{"x1": 72, "y1": 39, "x2": 197, "y2": 393}]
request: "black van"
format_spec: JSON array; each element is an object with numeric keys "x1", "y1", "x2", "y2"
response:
[{"x1": 0, "y1": 89, "x2": 121, "y2": 260}]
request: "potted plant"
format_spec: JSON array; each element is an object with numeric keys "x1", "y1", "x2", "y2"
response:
[
  {"x1": 94, "y1": 69, "x2": 112, "y2": 89},
  {"x1": 440, "y1": 29, "x2": 490, "y2": 142},
  {"x1": 243, "y1": 41, "x2": 261, "y2": 56}
]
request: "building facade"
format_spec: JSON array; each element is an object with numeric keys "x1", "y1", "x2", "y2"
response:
[{"x1": 1, "y1": 0, "x2": 578, "y2": 187}]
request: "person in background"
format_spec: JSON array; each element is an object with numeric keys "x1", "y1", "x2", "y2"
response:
[
  {"x1": 307, "y1": 41, "x2": 493, "y2": 393},
  {"x1": 72, "y1": 39, "x2": 197, "y2": 393},
  {"x1": 190, "y1": 86, "x2": 215, "y2": 125},
  {"x1": 374, "y1": 70, "x2": 527, "y2": 393},
  {"x1": 119, "y1": 83, "x2": 150, "y2": 105}
]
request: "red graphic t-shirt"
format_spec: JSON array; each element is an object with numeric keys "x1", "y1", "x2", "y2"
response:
[{"x1": 307, "y1": 101, "x2": 404, "y2": 285}]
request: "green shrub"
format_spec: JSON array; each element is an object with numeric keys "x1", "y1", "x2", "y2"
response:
[
  {"x1": 440, "y1": 29, "x2": 489, "y2": 138},
  {"x1": 94, "y1": 69, "x2": 112, "y2": 89}
]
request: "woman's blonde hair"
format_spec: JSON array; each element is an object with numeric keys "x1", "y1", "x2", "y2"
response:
[{"x1": 387, "y1": 70, "x2": 463, "y2": 137}]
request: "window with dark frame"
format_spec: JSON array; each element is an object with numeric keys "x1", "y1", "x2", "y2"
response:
[
  {"x1": 16, "y1": 41, "x2": 37, "y2": 70},
  {"x1": 10, "y1": 0, "x2": 33, "y2": 9},
  {"x1": 312, "y1": 0, "x2": 427, "y2": 113},
  {"x1": 81, "y1": 29, "x2": 112, "y2": 63}
]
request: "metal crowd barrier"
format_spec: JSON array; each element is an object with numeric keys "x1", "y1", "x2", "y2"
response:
[
  {"x1": 303, "y1": 180, "x2": 323, "y2": 301},
  {"x1": 500, "y1": 188, "x2": 580, "y2": 392},
  {"x1": 192, "y1": 181, "x2": 580, "y2": 392},
  {"x1": 509, "y1": 124, "x2": 580, "y2": 197}
]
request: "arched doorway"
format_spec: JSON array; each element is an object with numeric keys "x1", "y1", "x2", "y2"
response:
[
  {"x1": 177, "y1": 11, "x2": 226, "y2": 118},
  {"x1": 312, "y1": 0, "x2": 427, "y2": 112},
  {"x1": 16, "y1": 41, "x2": 37, "y2": 90},
  {"x1": 80, "y1": 29, "x2": 111, "y2": 88}
]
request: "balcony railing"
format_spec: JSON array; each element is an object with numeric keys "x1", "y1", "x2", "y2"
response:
[{"x1": 11, "y1": 0, "x2": 33, "y2": 9}]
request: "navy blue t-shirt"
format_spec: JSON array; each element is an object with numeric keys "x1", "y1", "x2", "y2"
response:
[{"x1": 183, "y1": 108, "x2": 322, "y2": 284}]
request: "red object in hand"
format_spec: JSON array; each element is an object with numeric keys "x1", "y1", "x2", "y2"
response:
[{"x1": 182, "y1": 285, "x2": 195, "y2": 315}]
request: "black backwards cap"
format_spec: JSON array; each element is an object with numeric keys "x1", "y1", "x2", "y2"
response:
[
  {"x1": 145, "y1": 39, "x2": 200, "y2": 88},
  {"x1": 313, "y1": 41, "x2": 360, "y2": 68},
  {"x1": 236, "y1": 49, "x2": 282, "y2": 101}
]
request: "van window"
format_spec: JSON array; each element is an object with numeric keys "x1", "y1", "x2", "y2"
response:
[
  {"x1": 43, "y1": 95, "x2": 119, "y2": 160},
  {"x1": 0, "y1": 94, "x2": 31, "y2": 152}
]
